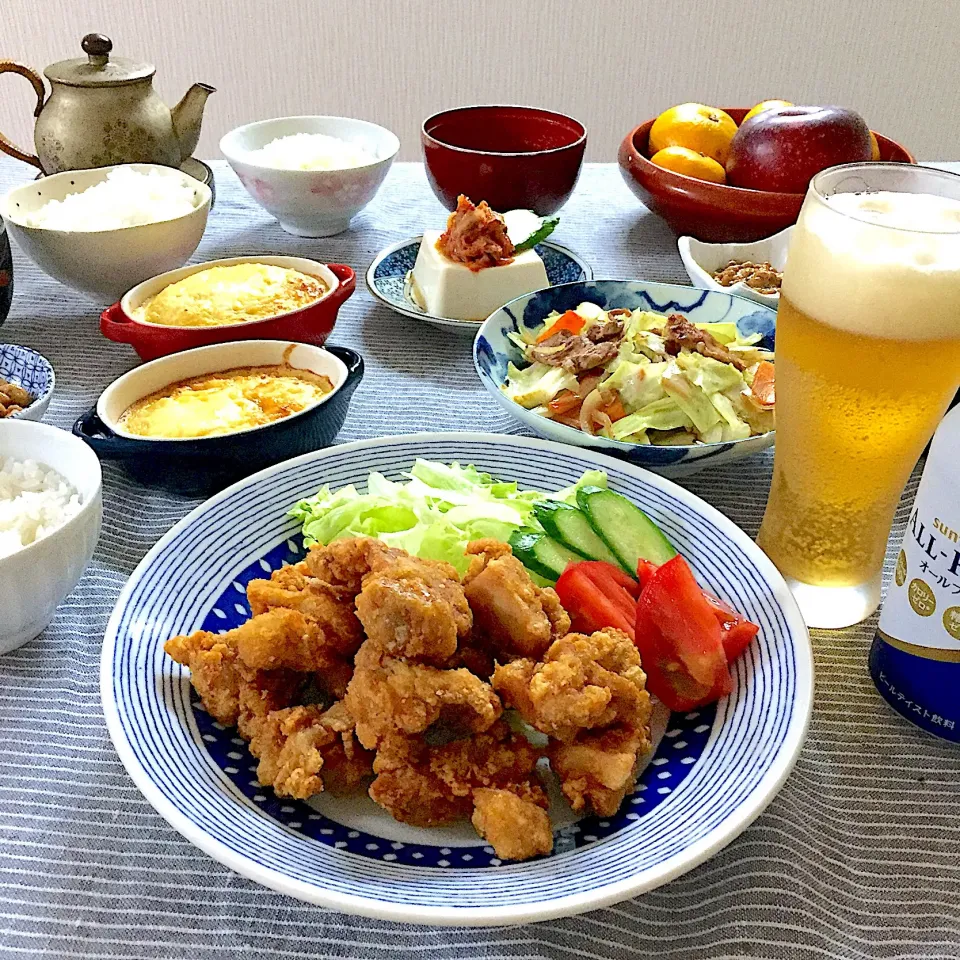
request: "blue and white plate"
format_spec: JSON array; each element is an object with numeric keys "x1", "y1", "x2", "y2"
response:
[
  {"x1": 102, "y1": 432, "x2": 811, "y2": 926},
  {"x1": 0, "y1": 343, "x2": 54, "y2": 421},
  {"x1": 366, "y1": 236, "x2": 592, "y2": 335},
  {"x1": 475, "y1": 280, "x2": 777, "y2": 477}
]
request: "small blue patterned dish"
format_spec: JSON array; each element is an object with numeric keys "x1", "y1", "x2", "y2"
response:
[
  {"x1": 101, "y1": 433, "x2": 812, "y2": 925},
  {"x1": 475, "y1": 280, "x2": 777, "y2": 477},
  {"x1": 0, "y1": 343, "x2": 54, "y2": 421},
  {"x1": 366, "y1": 236, "x2": 592, "y2": 335}
]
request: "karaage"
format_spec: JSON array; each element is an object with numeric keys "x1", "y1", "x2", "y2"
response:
[
  {"x1": 164, "y1": 535, "x2": 657, "y2": 860},
  {"x1": 246, "y1": 568, "x2": 364, "y2": 657},
  {"x1": 550, "y1": 725, "x2": 652, "y2": 817},
  {"x1": 346, "y1": 638, "x2": 502, "y2": 749},
  {"x1": 249, "y1": 701, "x2": 374, "y2": 800},
  {"x1": 369, "y1": 720, "x2": 552, "y2": 859},
  {"x1": 494, "y1": 628, "x2": 653, "y2": 817},
  {"x1": 493, "y1": 628, "x2": 652, "y2": 742},
  {"x1": 472, "y1": 787, "x2": 553, "y2": 861},
  {"x1": 237, "y1": 664, "x2": 306, "y2": 741},
  {"x1": 303, "y1": 537, "x2": 402, "y2": 595},
  {"x1": 164, "y1": 629, "x2": 241, "y2": 727},
  {"x1": 355, "y1": 553, "x2": 472, "y2": 663},
  {"x1": 463, "y1": 539, "x2": 570, "y2": 660}
]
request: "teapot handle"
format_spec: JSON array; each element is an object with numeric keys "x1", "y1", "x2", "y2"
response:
[{"x1": 0, "y1": 62, "x2": 45, "y2": 170}]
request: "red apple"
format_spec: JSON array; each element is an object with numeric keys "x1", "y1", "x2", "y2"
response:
[{"x1": 726, "y1": 105, "x2": 872, "y2": 193}]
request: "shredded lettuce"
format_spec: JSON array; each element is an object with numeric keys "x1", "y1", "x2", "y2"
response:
[{"x1": 290, "y1": 459, "x2": 607, "y2": 575}]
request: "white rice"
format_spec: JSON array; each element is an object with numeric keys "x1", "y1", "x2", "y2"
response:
[
  {"x1": 246, "y1": 132, "x2": 375, "y2": 171},
  {"x1": 21, "y1": 167, "x2": 201, "y2": 232},
  {"x1": 0, "y1": 458, "x2": 81, "y2": 559}
]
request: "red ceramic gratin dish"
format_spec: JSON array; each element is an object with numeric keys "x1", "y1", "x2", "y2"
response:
[
  {"x1": 422, "y1": 105, "x2": 587, "y2": 215},
  {"x1": 101, "y1": 256, "x2": 355, "y2": 361},
  {"x1": 618, "y1": 107, "x2": 916, "y2": 242}
]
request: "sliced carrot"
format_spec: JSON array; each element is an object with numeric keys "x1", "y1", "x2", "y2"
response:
[
  {"x1": 599, "y1": 395, "x2": 627, "y2": 422},
  {"x1": 750, "y1": 361, "x2": 775, "y2": 407},
  {"x1": 536, "y1": 310, "x2": 585, "y2": 343},
  {"x1": 547, "y1": 390, "x2": 582, "y2": 415}
]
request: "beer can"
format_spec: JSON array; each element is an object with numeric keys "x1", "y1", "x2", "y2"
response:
[{"x1": 869, "y1": 404, "x2": 960, "y2": 743}]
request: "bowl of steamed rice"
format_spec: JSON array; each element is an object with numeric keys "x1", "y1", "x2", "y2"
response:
[
  {"x1": 0, "y1": 164, "x2": 211, "y2": 302},
  {"x1": 220, "y1": 116, "x2": 399, "y2": 236},
  {"x1": 0, "y1": 419, "x2": 102, "y2": 653}
]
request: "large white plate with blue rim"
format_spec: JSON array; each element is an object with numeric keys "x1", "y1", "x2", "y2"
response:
[
  {"x1": 366, "y1": 236, "x2": 591, "y2": 335},
  {"x1": 101, "y1": 432, "x2": 812, "y2": 926},
  {"x1": 475, "y1": 280, "x2": 777, "y2": 476}
]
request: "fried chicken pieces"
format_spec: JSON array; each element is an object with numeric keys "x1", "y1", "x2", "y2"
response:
[
  {"x1": 165, "y1": 548, "x2": 376, "y2": 800},
  {"x1": 165, "y1": 536, "x2": 653, "y2": 861},
  {"x1": 493, "y1": 629, "x2": 653, "y2": 816}
]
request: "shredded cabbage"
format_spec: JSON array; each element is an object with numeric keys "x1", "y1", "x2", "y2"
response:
[
  {"x1": 502, "y1": 362, "x2": 578, "y2": 408},
  {"x1": 290, "y1": 459, "x2": 607, "y2": 575}
]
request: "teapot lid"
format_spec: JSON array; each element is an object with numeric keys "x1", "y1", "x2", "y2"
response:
[{"x1": 44, "y1": 34, "x2": 155, "y2": 87}]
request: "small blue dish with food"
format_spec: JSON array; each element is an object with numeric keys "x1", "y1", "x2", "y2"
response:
[
  {"x1": 475, "y1": 279, "x2": 776, "y2": 476},
  {"x1": 0, "y1": 343, "x2": 54, "y2": 421},
  {"x1": 73, "y1": 340, "x2": 362, "y2": 494}
]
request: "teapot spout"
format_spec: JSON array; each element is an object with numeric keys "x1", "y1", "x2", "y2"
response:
[{"x1": 171, "y1": 82, "x2": 215, "y2": 161}]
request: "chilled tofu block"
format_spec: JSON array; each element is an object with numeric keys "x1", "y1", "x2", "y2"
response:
[{"x1": 410, "y1": 230, "x2": 549, "y2": 321}]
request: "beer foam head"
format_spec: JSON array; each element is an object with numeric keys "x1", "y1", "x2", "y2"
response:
[{"x1": 782, "y1": 190, "x2": 960, "y2": 340}]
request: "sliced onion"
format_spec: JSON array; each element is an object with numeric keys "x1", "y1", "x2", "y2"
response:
[{"x1": 579, "y1": 388, "x2": 606, "y2": 435}]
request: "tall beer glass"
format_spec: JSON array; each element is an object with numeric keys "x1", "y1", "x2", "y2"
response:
[{"x1": 757, "y1": 164, "x2": 960, "y2": 629}]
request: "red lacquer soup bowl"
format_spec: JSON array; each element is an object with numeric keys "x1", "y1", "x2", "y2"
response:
[
  {"x1": 101, "y1": 256, "x2": 356, "y2": 361},
  {"x1": 422, "y1": 105, "x2": 586, "y2": 215},
  {"x1": 618, "y1": 107, "x2": 916, "y2": 242}
]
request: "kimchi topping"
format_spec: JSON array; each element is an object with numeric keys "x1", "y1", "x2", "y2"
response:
[{"x1": 436, "y1": 195, "x2": 515, "y2": 271}]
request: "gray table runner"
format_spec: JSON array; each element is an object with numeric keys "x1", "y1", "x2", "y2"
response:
[{"x1": 0, "y1": 159, "x2": 957, "y2": 960}]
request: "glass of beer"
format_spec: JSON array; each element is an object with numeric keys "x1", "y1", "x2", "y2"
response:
[{"x1": 757, "y1": 163, "x2": 960, "y2": 629}]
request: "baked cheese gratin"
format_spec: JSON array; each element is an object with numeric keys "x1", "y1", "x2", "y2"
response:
[
  {"x1": 135, "y1": 263, "x2": 328, "y2": 328},
  {"x1": 117, "y1": 364, "x2": 335, "y2": 439}
]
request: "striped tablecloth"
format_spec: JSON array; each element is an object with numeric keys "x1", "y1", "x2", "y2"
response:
[{"x1": 1, "y1": 159, "x2": 957, "y2": 960}]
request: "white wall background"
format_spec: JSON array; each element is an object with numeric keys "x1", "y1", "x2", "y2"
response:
[{"x1": 1, "y1": 0, "x2": 956, "y2": 168}]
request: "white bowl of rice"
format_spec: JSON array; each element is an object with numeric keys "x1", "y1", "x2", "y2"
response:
[
  {"x1": 0, "y1": 164, "x2": 211, "y2": 302},
  {"x1": 220, "y1": 116, "x2": 399, "y2": 236},
  {"x1": 0, "y1": 419, "x2": 102, "y2": 653}
]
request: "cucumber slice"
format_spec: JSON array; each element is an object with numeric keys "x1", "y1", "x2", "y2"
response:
[
  {"x1": 534, "y1": 500, "x2": 625, "y2": 570},
  {"x1": 508, "y1": 529, "x2": 584, "y2": 582},
  {"x1": 503, "y1": 209, "x2": 559, "y2": 252},
  {"x1": 575, "y1": 486, "x2": 677, "y2": 571}
]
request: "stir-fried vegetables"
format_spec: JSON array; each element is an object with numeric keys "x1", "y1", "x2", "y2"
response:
[{"x1": 502, "y1": 302, "x2": 776, "y2": 446}]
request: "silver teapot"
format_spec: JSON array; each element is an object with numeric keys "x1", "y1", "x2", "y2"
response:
[{"x1": 0, "y1": 33, "x2": 215, "y2": 174}]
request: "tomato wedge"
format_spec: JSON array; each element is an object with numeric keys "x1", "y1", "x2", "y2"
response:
[
  {"x1": 636, "y1": 559, "x2": 658, "y2": 592},
  {"x1": 555, "y1": 561, "x2": 639, "y2": 640},
  {"x1": 634, "y1": 555, "x2": 732, "y2": 712},
  {"x1": 536, "y1": 310, "x2": 585, "y2": 343},
  {"x1": 702, "y1": 591, "x2": 760, "y2": 663},
  {"x1": 635, "y1": 560, "x2": 758, "y2": 663}
]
